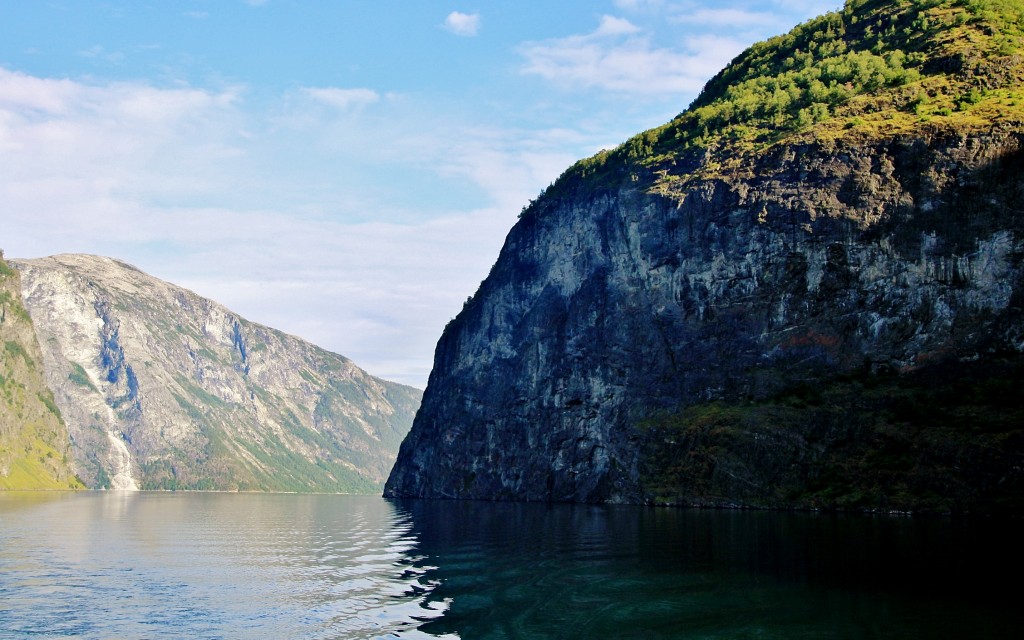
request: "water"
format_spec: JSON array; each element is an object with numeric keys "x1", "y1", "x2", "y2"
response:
[{"x1": 0, "y1": 492, "x2": 1021, "y2": 639}]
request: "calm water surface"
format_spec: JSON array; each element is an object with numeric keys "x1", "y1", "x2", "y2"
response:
[{"x1": 0, "y1": 492, "x2": 1020, "y2": 639}]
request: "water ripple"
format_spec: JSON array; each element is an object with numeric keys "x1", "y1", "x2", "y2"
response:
[{"x1": 0, "y1": 492, "x2": 447, "y2": 639}]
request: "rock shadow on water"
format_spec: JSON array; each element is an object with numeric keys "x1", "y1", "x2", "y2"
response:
[{"x1": 390, "y1": 499, "x2": 1024, "y2": 639}]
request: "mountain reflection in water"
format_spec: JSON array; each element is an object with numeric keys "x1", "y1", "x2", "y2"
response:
[{"x1": 395, "y1": 499, "x2": 1024, "y2": 639}]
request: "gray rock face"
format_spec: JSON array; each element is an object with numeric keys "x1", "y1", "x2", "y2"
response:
[
  {"x1": 384, "y1": 128, "x2": 1024, "y2": 505},
  {"x1": 14, "y1": 254, "x2": 421, "y2": 492}
]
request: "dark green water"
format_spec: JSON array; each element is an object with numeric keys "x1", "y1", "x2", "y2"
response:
[
  {"x1": 0, "y1": 492, "x2": 1020, "y2": 639},
  {"x1": 399, "y1": 500, "x2": 1024, "y2": 639}
]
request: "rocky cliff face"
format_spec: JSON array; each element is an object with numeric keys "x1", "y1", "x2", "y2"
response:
[
  {"x1": 0, "y1": 251, "x2": 80, "y2": 489},
  {"x1": 13, "y1": 254, "x2": 421, "y2": 492},
  {"x1": 386, "y1": 0, "x2": 1024, "y2": 512}
]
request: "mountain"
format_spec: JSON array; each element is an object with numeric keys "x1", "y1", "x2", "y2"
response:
[
  {"x1": 12, "y1": 254, "x2": 421, "y2": 492},
  {"x1": 0, "y1": 250, "x2": 81, "y2": 489},
  {"x1": 385, "y1": 0, "x2": 1024, "y2": 513}
]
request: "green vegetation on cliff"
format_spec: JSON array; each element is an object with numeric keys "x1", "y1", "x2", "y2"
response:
[
  {"x1": 533, "y1": 0, "x2": 1024, "y2": 204},
  {"x1": 640, "y1": 357, "x2": 1024, "y2": 514},
  {"x1": 0, "y1": 250, "x2": 82, "y2": 490}
]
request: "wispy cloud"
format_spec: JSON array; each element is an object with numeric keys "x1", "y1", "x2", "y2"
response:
[
  {"x1": 444, "y1": 11, "x2": 481, "y2": 36},
  {"x1": 303, "y1": 87, "x2": 380, "y2": 109},
  {"x1": 615, "y1": 0, "x2": 834, "y2": 35},
  {"x1": 613, "y1": 0, "x2": 666, "y2": 9},
  {"x1": 616, "y1": 0, "x2": 836, "y2": 16},
  {"x1": 593, "y1": 15, "x2": 641, "y2": 36},
  {"x1": 670, "y1": 8, "x2": 786, "y2": 30},
  {"x1": 518, "y1": 15, "x2": 746, "y2": 95},
  {"x1": 168, "y1": 205, "x2": 518, "y2": 387},
  {"x1": 77, "y1": 45, "x2": 124, "y2": 63},
  {"x1": 773, "y1": 0, "x2": 839, "y2": 14}
]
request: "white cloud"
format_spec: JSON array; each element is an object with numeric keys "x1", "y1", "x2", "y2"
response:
[
  {"x1": 0, "y1": 67, "x2": 248, "y2": 257},
  {"x1": 0, "y1": 69, "x2": 80, "y2": 115},
  {"x1": 0, "y1": 67, "x2": 587, "y2": 387},
  {"x1": 1, "y1": 67, "x2": 234, "y2": 112},
  {"x1": 518, "y1": 17, "x2": 746, "y2": 95},
  {"x1": 444, "y1": 11, "x2": 480, "y2": 36},
  {"x1": 303, "y1": 87, "x2": 380, "y2": 109},
  {"x1": 594, "y1": 15, "x2": 641, "y2": 36}
]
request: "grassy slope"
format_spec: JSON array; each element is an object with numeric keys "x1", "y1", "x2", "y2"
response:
[{"x1": 0, "y1": 253, "x2": 82, "y2": 490}]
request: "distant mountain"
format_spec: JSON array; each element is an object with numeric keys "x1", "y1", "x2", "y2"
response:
[
  {"x1": 0, "y1": 251, "x2": 80, "y2": 489},
  {"x1": 13, "y1": 254, "x2": 421, "y2": 492},
  {"x1": 386, "y1": 0, "x2": 1024, "y2": 513}
]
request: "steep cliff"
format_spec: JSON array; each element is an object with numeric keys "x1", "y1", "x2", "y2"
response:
[
  {"x1": 0, "y1": 250, "x2": 80, "y2": 489},
  {"x1": 13, "y1": 254, "x2": 421, "y2": 492},
  {"x1": 386, "y1": 0, "x2": 1024, "y2": 513}
]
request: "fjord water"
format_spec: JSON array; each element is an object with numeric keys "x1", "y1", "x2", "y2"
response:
[{"x1": 0, "y1": 493, "x2": 1020, "y2": 639}]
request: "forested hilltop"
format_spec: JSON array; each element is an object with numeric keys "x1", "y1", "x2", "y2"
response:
[
  {"x1": 386, "y1": 0, "x2": 1024, "y2": 514},
  {"x1": 0, "y1": 250, "x2": 81, "y2": 490},
  {"x1": 548, "y1": 0, "x2": 1024, "y2": 199}
]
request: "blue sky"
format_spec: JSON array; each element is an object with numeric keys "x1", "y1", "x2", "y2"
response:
[{"x1": 1, "y1": 0, "x2": 840, "y2": 387}]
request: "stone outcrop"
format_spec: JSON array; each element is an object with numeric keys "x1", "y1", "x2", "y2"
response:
[
  {"x1": 14, "y1": 254, "x2": 421, "y2": 492},
  {"x1": 386, "y1": 0, "x2": 1024, "y2": 512}
]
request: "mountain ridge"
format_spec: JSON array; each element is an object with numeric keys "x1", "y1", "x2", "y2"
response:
[{"x1": 13, "y1": 253, "x2": 421, "y2": 492}]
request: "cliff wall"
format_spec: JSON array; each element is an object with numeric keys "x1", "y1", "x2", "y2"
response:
[{"x1": 386, "y1": 0, "x2": 1024, "y2": 512}]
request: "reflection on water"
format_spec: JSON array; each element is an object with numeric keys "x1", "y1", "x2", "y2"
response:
[
  {"x1": 394, "y1": 500, "x2": 1024, "y2": 639},
  {"x1": 0, "y1": 492, "x2": 445, "y2": 639},
  {"x1": 1, "y1": 492, "x2": 1022, "y2": 639}
]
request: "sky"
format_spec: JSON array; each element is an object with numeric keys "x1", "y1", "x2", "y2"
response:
[{"x1": 1, "y1": 0, "x2": 841, "y2": 388}]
